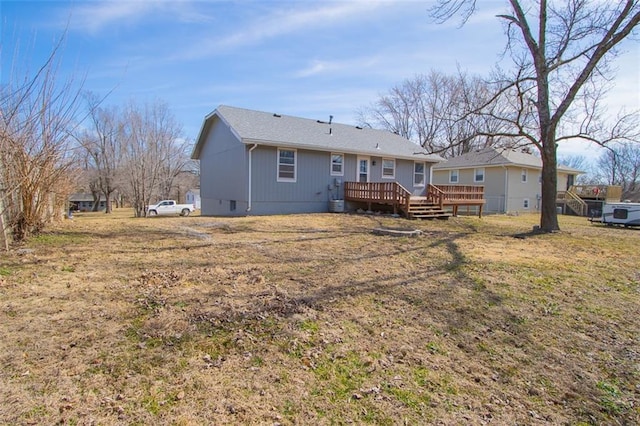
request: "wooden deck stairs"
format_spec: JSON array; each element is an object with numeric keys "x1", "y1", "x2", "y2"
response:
[
  {"x1": 406, "y1": 197, "x2": 452, "y2": 219},
  {"x1": 557, "y1": 190, "x2": 587, "y2": 216}
]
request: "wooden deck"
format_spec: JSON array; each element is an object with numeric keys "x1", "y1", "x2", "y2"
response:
[
  {"x1": 344, "y1": 182, "x2": 485, "y2": 219},
  {"x1": 569, "y1": 185, "x2": 622, "y2": 202},
  {"x1": 427, "y1": 184, "x2": 486, "y2": 217},
  {"x1": 557, "y1": 185, "x2": 622, "y2": 216}
]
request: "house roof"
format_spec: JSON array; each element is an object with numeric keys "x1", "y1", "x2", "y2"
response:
[
  {"x1": 192, "y1": 105, "x2": 444, "y2": 163},
  {"x1": 69, "y1": 193, "x2": 109, "y2": 202},
  {"x1": 432, "y1": 146, "x2": 582, "y2": 173}
]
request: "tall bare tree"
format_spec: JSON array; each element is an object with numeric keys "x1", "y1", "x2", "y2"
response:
[
  {"x1": 120, "y1": 100, "x2": 188, "y2": 217},
  {"x1": 431, "y1": 0, "x2": 640, "y2": 232},
  {"x1": 79, "y1": 93, "x2": 122, "y2": 213}
]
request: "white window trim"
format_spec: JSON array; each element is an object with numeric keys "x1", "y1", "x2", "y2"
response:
[
  {"x1": 277, "y1": 148, "x2": 297, "y2": 182},
  {"x1": 330, "y1": 153, "x2": 344, "y2": 176},
  {"x1": 413, "y1": 162, "x2": 425, "y2": 187},
  {"x1": 523, "y1": 198, "x2": 530, "y2": 209},
  {"x1": 382, "y1": 158, "x2": 395, "y2": 179},
  {"x1": 521, "y1": 168, "x2": 528, "y2": 183},
  {"x1": 449, "y1": 169, "x2": 459, "y2": 184},
  {"x1": 474, "y1": 167, "x2": 485, "y2": 183}
]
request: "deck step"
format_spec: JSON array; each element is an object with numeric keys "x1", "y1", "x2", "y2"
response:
[{"x1": 405, "y1": 200, "x2": 451, "y2": 220}]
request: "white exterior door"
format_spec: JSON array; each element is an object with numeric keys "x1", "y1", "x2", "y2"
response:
[{"x1": 357, "y1": 157, "x2": 370, "y2": 182}]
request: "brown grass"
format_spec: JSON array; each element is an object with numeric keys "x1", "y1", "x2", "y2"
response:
[{"x1": 0, "y1": 210, "x2": 638, "y2": 425}]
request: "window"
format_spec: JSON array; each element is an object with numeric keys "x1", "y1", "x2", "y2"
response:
[
  {"x1": 523, "y1": 199, "x2": 530, "y2": 209},
  {"x1": 521, "y1": 169, "x2": 528, "y2": 183},
  {"x1": 277, "y1": 148, "x2": 296, "y2": 182},
  {"x1": 414, "y1": 162, "x2": 425, "y2": 187},
  {"x1": 382, "y1": 159, "x2": 395, "y2": 178},
  {"x1": 474, "y1": 168, "x2": 485, "y2": 183},
  {"x1": 331, "y1": 153, "x2": 344, "y2": 176},
  {"x1": 449, "y1": 169, "x2": 459, "y2": 183},
  {"x1": 613, "y1": 208, "x2": 628, "y2": 220}
]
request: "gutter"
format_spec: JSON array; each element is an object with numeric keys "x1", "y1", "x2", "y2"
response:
[{"x1": 247, "y1": 143, "x2": 258, "y2": 212}]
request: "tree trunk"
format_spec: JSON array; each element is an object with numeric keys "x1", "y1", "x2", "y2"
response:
[
  {"x1": 104, "y1": 191, "x2": 113, "y2": 213},
  {"x1": 540, "y1": 133, "x2": 560, "y2": 232},
  {"x1": 91, "y1": 189, "x2": 100, "y2": 212}
]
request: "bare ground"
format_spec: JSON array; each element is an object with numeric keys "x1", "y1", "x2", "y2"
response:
[{"x1": 0, "y1": 210, "x2": 638, "y2": 425}]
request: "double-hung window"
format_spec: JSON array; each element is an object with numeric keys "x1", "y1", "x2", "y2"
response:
[
  {"x1": 382, "y1": 159, "x2": 395, "y2": 179},
  {"x1": 277, "y1": 148, "x2": 296, "y2": 182},
  {"x1": 521, "y1": 169, "x2": 528, "y2": 183},
  {"x1": 331, "y1": 153, "x2": 344, "y2": 176},
  {"x1": 449, "y1": 169, "x2": 459, "y2": 183},
  {"x1": 474, "y1": 167, "x2": 485, "y2": 183},
  {"x1": 414, "y1": 162, "x2": 425, "y2": 187}
]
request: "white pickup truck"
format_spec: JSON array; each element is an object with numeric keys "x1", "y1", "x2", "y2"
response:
[{"x1": 147, "y1": 200, "x2": 195, "y2": 217}]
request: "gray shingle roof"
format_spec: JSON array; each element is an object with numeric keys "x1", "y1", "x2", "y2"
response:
[
  {"x1": 193, "y1": 105, "x2": 444, "y2": 162},
  {"x1": 432, "y1": 146, "x2": 582, "y2": 173}
]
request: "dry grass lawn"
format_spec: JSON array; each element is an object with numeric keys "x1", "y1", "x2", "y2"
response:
[{"x1": 0, "y1": 209, "x2": 638, "y2": 425}]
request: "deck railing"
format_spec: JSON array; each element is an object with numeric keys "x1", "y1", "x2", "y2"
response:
[
  {"x1": 344, "y1": 181, "x2": 411, "y2": 215},
  {"x1": 569, "y1": 185, "x2": 622, "y2": 202},
  {"x1": 344, "y1": 182, "x2": 486, "y2": 217},
  {"x1": 431, "y1": 184, "x2": 485, "y2": 203},
  {"x1": 429, "y1": 184, "x2": 485, "y2": 217},
  {"x1": 562, "y1": 189, "x2": 588, "y2": 216},
  {"x1": 426, "y1": 184, "x2": 444, "y2": 208}
]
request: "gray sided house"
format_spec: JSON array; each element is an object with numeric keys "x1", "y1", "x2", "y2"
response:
[
  {"x1": 191, "y1": 105, "x2": 443, "y2": 216},
  {"x1": 432, "y1": 147, "x2": 582, "y2": 214}
]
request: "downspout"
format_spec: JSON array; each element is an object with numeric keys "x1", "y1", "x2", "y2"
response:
[
  {"x1": 247, "y1": 143, "x2": 258, "y2": 212},
  {"x1": 502, "y1": 165, "x2": 508, "y2": 213}
]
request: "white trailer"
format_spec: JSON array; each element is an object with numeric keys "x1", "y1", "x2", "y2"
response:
[{"x1": 596, "y1": 202, "x2": 640, "y2": 227}]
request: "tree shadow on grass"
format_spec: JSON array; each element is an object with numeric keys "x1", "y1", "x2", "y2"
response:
[{"x1": 188, "y1": 229, "x2": 514, "y2": 346}]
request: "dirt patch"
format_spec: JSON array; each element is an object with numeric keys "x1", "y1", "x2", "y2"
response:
[{"x1": 0, "y1": 210, "x2": 638, "y2": 424}]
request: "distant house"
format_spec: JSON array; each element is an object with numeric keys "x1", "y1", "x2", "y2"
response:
[
  {"x1": 191, "y1": 105, "x2": 445, "y2": 216},
  {"x1": 69, "y1": 193, "x2": 113, "y2": 212},
  {"x1": 186, "y1": 189, "x2": 201, "y2": 209},
  {"x1": 432, "y1": 147, "x2": 582, "y2": 214}
]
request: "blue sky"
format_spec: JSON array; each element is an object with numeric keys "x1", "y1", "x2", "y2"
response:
[{"x1": 2, "y1": 0, "x2": 638, "y2": 158}]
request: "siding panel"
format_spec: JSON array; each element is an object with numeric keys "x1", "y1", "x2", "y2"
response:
[
  {"x1": 249, "y1": 147, "x2": 340, "y2": 214},
  {"x1": 199, "y1": 118, "x2": 248, "y2": 216}
]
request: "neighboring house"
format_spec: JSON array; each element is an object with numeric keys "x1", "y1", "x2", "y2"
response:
[
  {"x1": 191, "y1": 105, "x2": 444, "y2": 216},
  {"x1": 69, "y1": 193, "x2": 112, "y2": 212},
  {"x1": 186, "y1": 189, "x2": 201, "y2": 209},
  {"x1": 432, "y1": 147, "x2": 582, "y2": 214}
]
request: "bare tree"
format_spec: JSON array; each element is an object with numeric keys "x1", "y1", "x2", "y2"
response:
[
  {"x1": 75, "y1": 149, "x2": 103, "y2": 211},
  {"x1": 0, "y1": 33, "x2": 84, "y2": 243},
  {"x1": 431, "y1": 0, "x2": 640, "y2": 232},
  {"x1": 78, "y1": 93, "x2": 122, "y2": 213},
  {"x1": 358, "y1": 70, "x2": 515, "y2": 158},
  {"x1": 120, "y1": 100, "x2": 187, "y2": 217},
  {"x1": 595, "y1": 143, "x2": 640, "y2": 200},
  {"x1": 558, "y1": 154, "x2": 592, "y2": 184}
]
